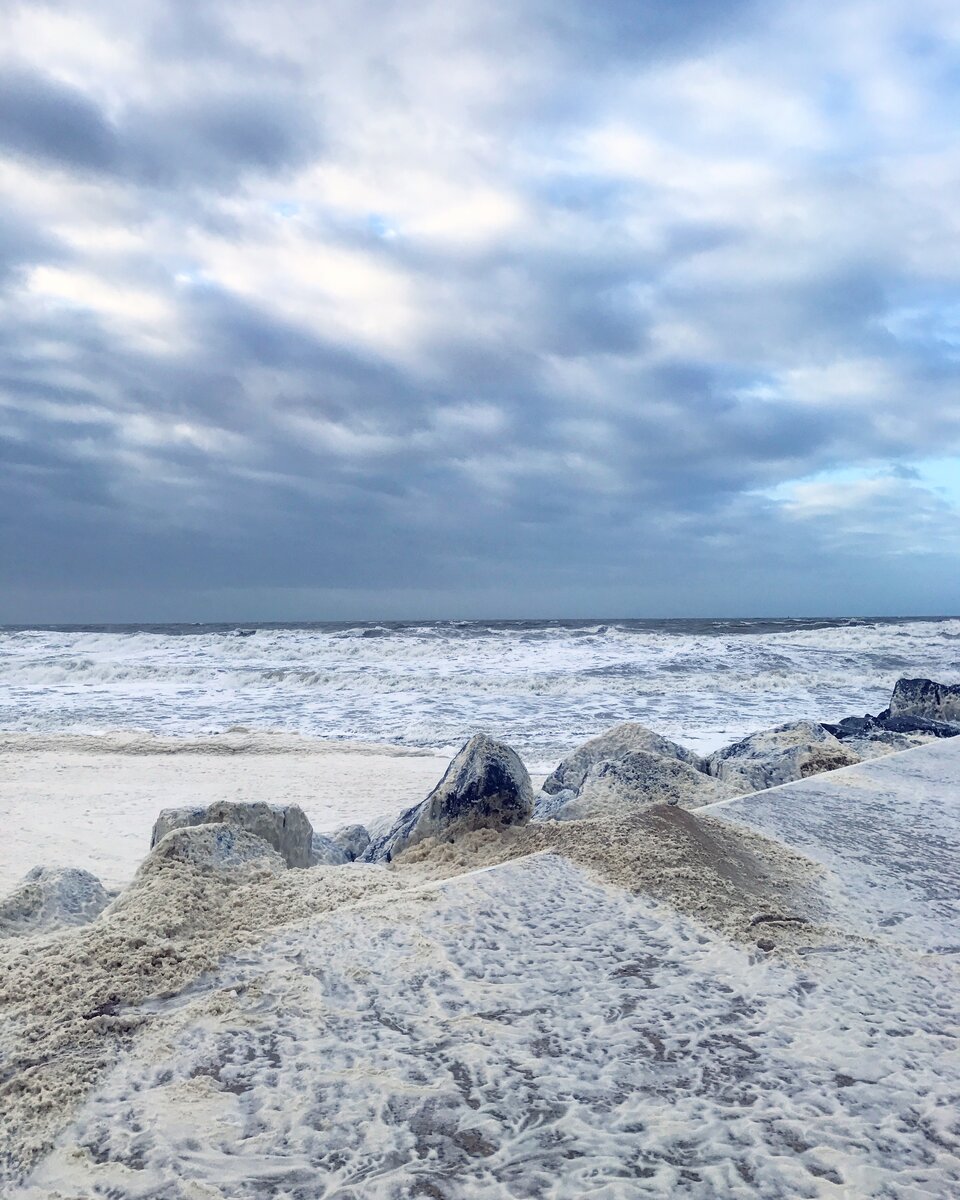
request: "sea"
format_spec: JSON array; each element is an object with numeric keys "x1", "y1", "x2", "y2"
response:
[{"x1": 2, "y1": 616, "x2": 958, "y2": 763}]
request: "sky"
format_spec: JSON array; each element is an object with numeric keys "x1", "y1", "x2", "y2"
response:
[{"x1": 1, "y1": 0, "x2": 959, "y2": 622}]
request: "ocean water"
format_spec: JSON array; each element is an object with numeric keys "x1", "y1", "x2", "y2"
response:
[{"x1": 1, "y1": 617, "x2": 958, "y2": 761}]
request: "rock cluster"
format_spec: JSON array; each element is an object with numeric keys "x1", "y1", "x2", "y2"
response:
[{"x1": 822, "y1": 676, "x2": 960, "y2": 757}]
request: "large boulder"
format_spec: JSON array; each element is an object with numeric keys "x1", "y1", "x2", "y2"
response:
[
  {"x1": 705, "y1": 721, "x2": 860, "y2": 792},
  {"x1": 0, "y1": 866, "x2": 111, "y2": 938},
  {"x1": 541, "y1": 723, "x2": 702, "y2": 796},
  {"x1": 538, "y1": 750, "x2": 732, "y2": 822},
  {"x1": 887, "y1": 678, "x2": 960, "y2": 724},
  {"x1": 145, "y1": 823, "x2": 285, "y2": 873},
  {"x1": 150, "y1": 801, "x2": 314, "y2": 868},
  {"x1": 364, "y1": 733, "x2": 533, "y2": 862}
]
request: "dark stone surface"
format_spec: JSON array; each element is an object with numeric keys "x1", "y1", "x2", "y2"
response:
[{"x1": 364, "y1": 734, "x2": 533, "y2": 862}]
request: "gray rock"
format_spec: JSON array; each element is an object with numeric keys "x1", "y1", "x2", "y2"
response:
[
  {"x1": 705, "y1": 721, "x2": 860, "y2": 792},
  {"x1": 146, "y1": 823, "x2": 285, "y2": 873},
  {"x1": 364, "y1": 733, "x2": 533, "y2": 862},
  {"x1": 540, "y1": 750, "x2": 733, "y2": 821},
  {"x1": 0, "y1": 866, "x2": 111, "y2": 937},
  {"x1": 310, "y1": 832, "x2": 350, "y2": 867},
  {"x1": 151, "y1": 801, "x2": 314, "y2": 868},
  {"x1": 887, "y1": 677, "x2": 960, "y2": 724},
  {"x1": 533, "y1": 787, "x2": 578, "y2": 821},
  {"x1": 541, "y1": 723, "x2": 702, "y2": 796},
  {"x1": 329, "y1": 823, "x2": 371, "y2": 861}
]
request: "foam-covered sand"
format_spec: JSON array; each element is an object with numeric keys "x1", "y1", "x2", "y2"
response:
[
  {"x1": 0, "y1": 733, "x2": 453, "y2": 891},
  {"x1": 1, "y1": 740, "x2": 958, "y2": 1196}
]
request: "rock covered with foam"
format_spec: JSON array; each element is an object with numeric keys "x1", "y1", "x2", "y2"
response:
[
  {"x1": 145, "y1": 823, "x2": 285, "y2": 874},
  {"x1": 0, "y1": 866, "x2": 111, "y2": 937},
  {"x1": 150, "y1": 800, "x2": 313, "y2": 868},
  {"x1": 364, "y1": 733, "x2": 533, "y2": 862},
  {"x1": 541, "y1": 750, "x2": 732, "y2": 821},
  {"x1": 329, "y1": 823, "x2": 371, "y2": 861},
  {"x1": 310, "y1": 832, "x2": 350, "y2": 867},
  {"x1": 541, "y1": 722, "x2": 702, "y2": 796},
  {"x1": 705, "y1": 721, "x2": 859, "y2": 791}
]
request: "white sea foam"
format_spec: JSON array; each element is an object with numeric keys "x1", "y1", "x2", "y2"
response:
[{"x1": 1, "y1": 618, "x2": 958, "y2": 758}]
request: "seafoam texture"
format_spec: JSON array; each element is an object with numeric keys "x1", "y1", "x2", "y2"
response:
[
  {"x1": 4, "y1": 741, "x2": 959, "y2": 1199},
  {"x1": 11, "y1": 851, "x2": 958, "y2": 1200}
]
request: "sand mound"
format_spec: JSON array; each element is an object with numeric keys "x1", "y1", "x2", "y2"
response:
[
  {"x1": 395, "y1": 804, "x2": 831, "y2": 947},
  {"x1": 0, "y1": 859, "x2": 406, "y2": 1179},
  {"x1": 0, "y1": 803, "x2": 832, "y2": 1185}
]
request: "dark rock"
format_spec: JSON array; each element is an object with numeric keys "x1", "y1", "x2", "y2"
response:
[
  {"x1": 888, "y1": 677, "x2": 960, "y2": 723},
  {"x1": 329, "y1": 823, "x2": 371, "y2": 861},
  {"x1": 151, "y1": 801, "x2": 314, "y2": 868},
  {"x1": 364, "y1": 733, "x2": 532, "y2": 862}
]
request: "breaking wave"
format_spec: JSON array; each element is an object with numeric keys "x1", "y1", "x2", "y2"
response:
[{"x1": 1, "y1": 617, "x2": 958, "y2": 758}]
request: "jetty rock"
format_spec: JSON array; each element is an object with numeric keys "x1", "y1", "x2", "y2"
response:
[
  {"x1": 705, "y1": 721, "x2": 859, "y2": 792},
  {"x1": 364, "y1": 733, "x2": 533, "y2": 862},
  {"x1": 0, "y1": 866, "x2": 111, "y2": 937},
  {"x1": 329, "y1": 823, "x2": 371, "y2": 861},
  {"x1": 541, "y1": 722, "x2": 702, "y2": 796},
  {"x1": 310, "y1": 832, "x2": 350, "y2": 867},
  {"x1": 539, "y1": 750, "x2": 732, "y2": 821},
  {"x1": 150, "y1": 801, "x2": 314, "y2": 868},
  {"x1": 145, "y1": 823, "x2": 285, "y2": 873},
  {"x1": 887, "y1": 677, "x2": 960, "y2": 724}
]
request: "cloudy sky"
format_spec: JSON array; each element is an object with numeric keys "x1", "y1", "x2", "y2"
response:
[{"x1": 2, "y1": 0, "x2": 959, "y2": 621}]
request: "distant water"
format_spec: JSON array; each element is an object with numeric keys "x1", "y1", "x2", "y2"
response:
[{"x1": 1, "y1": 617, "x2": 958, "y2": 761}]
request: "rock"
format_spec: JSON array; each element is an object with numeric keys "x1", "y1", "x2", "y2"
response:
[
  {"x1": 533, "y1": 787, "x2": 578, "y2": 821},
  {"x1": 364, "y1": 733, "x2": 533, "y2": 862},
  {"x1": 0, "y1": 866, "x2": 111, "y2": 937},
  {"x1": 539, "y1": 750, "x2": 732, "y2": 821},
  {"x1": 150, "y1": 801, "x2": 313, "y2": 868},
  {"x1": 146, "y1": 823, "x2": 285, "y2": 873},
  {"x1": 888, "y1": 677, "x2": 960, "y2": 724},
  {"x1": 310, "y1": 832, "x2": 350, "y2": 867},
  {"x1": 705, "y1": 721, "x2": 859, "y2": 792},
  {"x1": 329, "y1": 823, "x2": 371, "y2": 861},
  {"x1": 541, "y1": 723, "x2": 702, "y2": 796},
  {"x1": 822, "y1": 704, "x2": 959, "y2": 760}
]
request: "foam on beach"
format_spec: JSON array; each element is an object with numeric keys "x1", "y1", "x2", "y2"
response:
[{"x1": 3, "y1": 740, "x2": 959, "y2": 1195}]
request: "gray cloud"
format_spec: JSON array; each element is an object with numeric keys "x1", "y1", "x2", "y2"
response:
[{"x1": 1, "y1": 0, "x2": 959, "y2": 619}]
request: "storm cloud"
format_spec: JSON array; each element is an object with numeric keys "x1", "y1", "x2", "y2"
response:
[{"x1": 1, "y1": 0, "x2": 959, "y2": 620}]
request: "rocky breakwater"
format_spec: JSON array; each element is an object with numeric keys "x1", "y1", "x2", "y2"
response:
[
  {"x1": 534, "y1": 719, "x2": 857, "y2": 820},
  {"x1": 823, "y1": 675, "x2": 960, "y2": 757}
]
